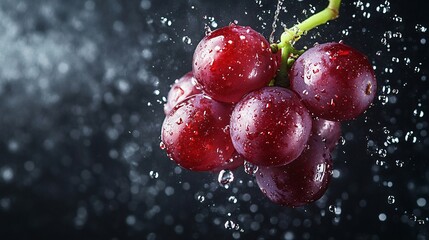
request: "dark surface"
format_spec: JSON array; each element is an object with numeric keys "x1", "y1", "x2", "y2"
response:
[{"x1": 0, "y1": 0, "x2": 428, "y2": 239}]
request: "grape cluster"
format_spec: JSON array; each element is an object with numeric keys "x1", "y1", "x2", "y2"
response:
[{"x1": 161, "y1": 24, "x2": 376, "y2": 207}]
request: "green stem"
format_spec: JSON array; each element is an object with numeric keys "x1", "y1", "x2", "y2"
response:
[
  {"x1": 275, "y1": 45, "x2": 292, "y2": 87},
  {"x1": 273, "y1": 0, "x2": 341, "y2": 86},
  {"x1": 277, "y1": 0, "x2": 341, "y2": 48}
]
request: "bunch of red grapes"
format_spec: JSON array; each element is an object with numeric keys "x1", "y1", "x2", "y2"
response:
[{"x1": 161, "y1": 24, "x2": 376, "y2": 207}]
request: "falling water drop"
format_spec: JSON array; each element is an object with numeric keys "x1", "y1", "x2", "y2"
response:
[
  {"x1": 182, "y1": 36, "x2": 192, "y2": 45},
  {"x1": 228, "y1": 196, "x2": 238, "y2": 203},
  {"x1": 196, "y1": 195, "x2": 205, "y2": 203},
  {"x1": 218, "y1": 170, "x2": 234, "y2": 188},
  {"x1": 224, "y1": 220, "x2": 239, "y2": 230},
  {"x1": 415, "y1": 24, "x2": 428, "y2": 32},
  {"x1": 395, "y1": 160, "x2": 404, "y2": 167},
  {"x1": 149, "y1": 170, "x2": 159, "y2": 179},
  {"x1": 387, "y1": 195, "x2": 395, "y2": 204},
  {"x1": 269, "y1": 0, "x2": 284, "y2": 43},
  {"x1": 244, "y1": 161, "x2": 259, "y2": 175}
]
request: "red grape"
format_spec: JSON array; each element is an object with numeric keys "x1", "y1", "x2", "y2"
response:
[
  {"x1": 211, "y1": 151, "x2": 245, "y2": 172},
  {"x1": 159, "y1": 0, "x2": 376, "y2": 206},
  {"x1": 290, "y1": 42, "x2": 377, "y2": 121},
  {"x1": 312, "y1": 118, "x2": 341, "y2": 151},
  {"x1": 256, "y1": 136, "x2": 333, "y2": 207},
  {"x1": 230, "y1": 87, "x2": 312, "y2": 167},
  {"x1": 164, "y1": 72, "x2": 202, "y2": 115},
  {"x1": 192, "y1": 24, "x2": 278, "y2": 103},
  {"x1": 161, "y1": 94, "x2": 235, "y2": 171}
]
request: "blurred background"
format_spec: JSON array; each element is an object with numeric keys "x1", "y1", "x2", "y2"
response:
[{"x1": 0, "y1": 0, "x2": 428, "y2": 239}]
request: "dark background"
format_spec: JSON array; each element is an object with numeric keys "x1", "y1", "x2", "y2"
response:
[{"x1": 0, "y1": 0, "x2": 428, "y2": 239}]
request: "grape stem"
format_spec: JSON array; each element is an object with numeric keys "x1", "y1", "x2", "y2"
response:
[
  {"x1": 273, "y1": 0, "x2": 341, "y2": 86},
  {"x1": 277, "y1": 0, "x2": 341, "y2": 48}
]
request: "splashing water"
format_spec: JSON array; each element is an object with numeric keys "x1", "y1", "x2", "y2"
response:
[{"x1": 269, "y1": 0, "x2": 284, "y2": 43}]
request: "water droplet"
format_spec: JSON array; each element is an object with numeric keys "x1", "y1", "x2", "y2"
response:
[
  {"x1": 228, "y1": 196, "x2": 238, "y2": 203},
  {"x1": 8, "y1": 140, "x2": 19, "y2": 152},
  {"x1": 395, "y1": 160, "x2": 404, "y2": 167},
  {"x1": 328, "y1": 205, "x2": 336, "y2": 213},
  {"x1": 414, "y1": 66, "x2": 421, "y2": 73},
  {"x1": 218, "y1": 170, "x2": 234, "y2": 188},
  {"x1": 382, "y1": 85, "x2": 391, "y2": 94},
  {"x1": 196, "y1": 195, "x2": 205, "y2": 203},
  {"x1": 149, "y1": 170, "x2": 159, "y2": 179},
  {"x1": 375, "y1": 160, "x2": 385, "y2": 166},
  {"x1": 415, "y1": 24, "x2": 428, "y2": 33},
  {"x1": 378, "y1": 213, "x2": 387, "y2": 221},
  {"x1": 339, "y1": 136, "x2": 346, "y2": 145},
  {"x1": 314, "y1": 94, "x2": 321, "y2": 101},
  {"x1": 376, "y1": 2, "x2": 390, "y2": 13},
  {"x1": 378, "y1": 149, "x2": 387, "y2": 158},
  {"x1": 413, "y1": 109, "x2": 424, "y2": 117},
  {"x1": 160, "y1": 17, "x2": 172, "y2": 26},
  {"x1": 182, "y1": 36, "x2": 192, "y2": 45},
  {"x1": 417, "y1": 219, "x2": 426, "y2": 225},
  {"x1": 244, "y1": 161, "x2": 258, "y2": 175},
  {"x1": 407, "y1": 213, "x2": 417, "y2": 222},
  {"x1": 204, "y1": 25, "x2": 212, "y2": 35},
  {"x1": 224, "y1": 220, "x2": 239, "y2": 230},
  {"x1": 1, "y1": 167, "x2": 14, "y2": 182},
  {"x1": 392, "y1": 14, "x2": 402, "y2": 22},
  {"x1": 387, "y1": 195, "x2": 395, "y2": 204},
  {"x1": 176, "y1": 118, "x2": 183, "y2": 124},
  {"x1": 417, "y1": 198, "x2": 427, "y2": 207},
  {"x1": 404, "y1": 131, "x2": 417, "y2": 143},
  {"x1": 378, "y1": 95, "x2": 389, "y2": 105}
]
